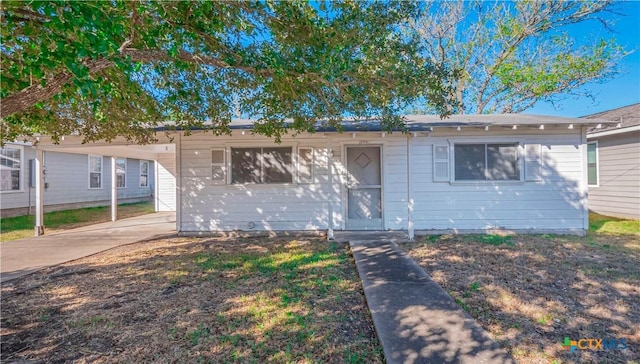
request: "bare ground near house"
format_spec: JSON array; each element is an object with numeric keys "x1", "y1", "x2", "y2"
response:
[
  {"x1": 400, "y1": 229, "x2": 639, "y2": 364},
  {"x1": 1, "y1": 237, "x2": 383, "y2": 363}
]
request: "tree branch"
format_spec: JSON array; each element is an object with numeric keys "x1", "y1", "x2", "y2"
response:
[{"x1": 0, "y1": 48, "x2": 280, "y2": 118}]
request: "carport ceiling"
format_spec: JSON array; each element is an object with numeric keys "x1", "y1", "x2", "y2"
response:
[{"x1": 35, "y1": 136, "x2": 175, "y2": 161}]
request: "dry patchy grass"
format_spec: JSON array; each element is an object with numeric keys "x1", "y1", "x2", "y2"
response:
[
  {"x1": 400, "y1": 232, "x2": 639, "y2": 364},
  {"x1": 1, "y1": 237, "x2": 383, "y2": 363}
]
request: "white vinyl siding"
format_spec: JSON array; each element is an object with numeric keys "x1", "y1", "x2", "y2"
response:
[
  {"x1": 524, "y1": 144, "x2": 542, "y2": 181},
  {"x1": 1, "y1": 146, "x2": 22, "y2": 192},
  {"x1": 156, "y1": 153, "x2": 176, "y2": 212},
  {"x1": 411, "y1": 133, "x2": 586, "y2": 231},
  {"x1": 88, "y1": 155, "x2": 102, "y2": 189},
  {"x1": 178, "y1": 128, "x2": 588, "y2": 234},
  {"x1": 381, "y1": 138, "x2": 409, "y2": 230},
  {"x1": 180, "y1": 135, "x2": 333, "y2": 232}
]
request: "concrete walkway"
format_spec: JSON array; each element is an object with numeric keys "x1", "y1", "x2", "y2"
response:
[
  {"x1": 345, "y1": 235, "x2": 514, "y2": 364},
  {"x1": 1, "y1": 212, "x2": 176, "y2": 283}
]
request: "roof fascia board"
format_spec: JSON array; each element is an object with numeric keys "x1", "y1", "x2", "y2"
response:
[{"x1": 587, "y1": 125, "x2": 640, "y2": 139}]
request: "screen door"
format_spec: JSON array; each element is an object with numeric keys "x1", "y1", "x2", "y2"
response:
[{"x1": 346, "y1": 146, "x2": 383, "y2": 230}]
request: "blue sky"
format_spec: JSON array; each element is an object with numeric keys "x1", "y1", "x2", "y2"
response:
[{"x1": 525, "y1": 1, "x2": 640, "y2": 117}]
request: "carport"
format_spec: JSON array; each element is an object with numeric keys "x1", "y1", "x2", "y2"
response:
[{"x1": 27, "y1": 134, "x2": 177, "y2": 236}]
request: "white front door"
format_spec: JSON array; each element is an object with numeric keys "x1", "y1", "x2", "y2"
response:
[{"x1": 346, "y1": 146, "x2": 383, "y2": 230}]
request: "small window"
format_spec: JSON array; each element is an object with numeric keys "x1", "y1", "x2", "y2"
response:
[
  {"x1": 88, "y1": 155, "x2": 102, "y2": 189},
  {"x1": 432, "y1": 144, "x2": 450, "y2": 182},
  {"x1": 231, "y1": 147, "x2": 293, "y2": 184},
  {"x1": 587, "y1": 142, "x2": 598, "y2": 186},
  {"x1": 211, "y1": 148, "x2": 226, "y2": 184},
  {"x1": 1, "y1": 147, "x2": 22, "y2": 191},
  {"x1": 454, "y1": 143, "x2": 520, "y2": 181},
  {"x1": 298, "y1": 148, "x2": 314, "y2": 183},
  {"x1": 140, "y1": 160, "x2": 149, "y2": 187},
  {"x1": 116, "y1": 158, "x2": 127, "y2": 188}
]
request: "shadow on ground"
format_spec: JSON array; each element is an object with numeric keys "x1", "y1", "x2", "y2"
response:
[{"x1": 400, "y1": 232, "x2": 639, "y2": 363}]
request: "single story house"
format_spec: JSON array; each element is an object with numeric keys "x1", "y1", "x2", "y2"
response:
[
  {"x1": 26, "y1": 114, "x2": 613, "y2": 238},
  {"x1": 0, "y1": 142, "x2": 175, "y2": 218},
  {"x1": 584, "y1": 103, "x2": 640, "y2": 219}
]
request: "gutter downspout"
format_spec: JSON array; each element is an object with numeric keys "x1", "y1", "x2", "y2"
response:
[
  {"x1": 327, "y1": 141, "x2": 334, "y2": 240},
  {"x1": 407, "y1": 135, "x2": 414, "y2": 240},
  {"x1": 175, "y1": 133, "x2": 182, "y2": 233},
  {"x1": 580, "y1": 125, "x2": 589, "y2": 235},
  {"x1": 34, "y1": 148, "x2": 44, "y2": 236}
]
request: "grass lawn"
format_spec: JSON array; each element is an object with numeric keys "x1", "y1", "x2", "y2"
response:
[
  {"x1": 0, "y1": 237, "x2": 383, "y2": 363},
  {"x1": 400, "y1": 213, "x2": 639, "y2": 363},
  {"x1": 0, "y1": 201, "x2": 155, "y2": 242}
]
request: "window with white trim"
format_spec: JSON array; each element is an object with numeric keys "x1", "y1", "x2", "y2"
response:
[
  {"x1": 587, "y1": 142, "x2": 598, "y2": 186},
  {"x1": 211, "y1": 148, "x2": 226, "y2": 184},
  {"x1": 231, "y1": 147, "x2": 293, "y2": 184},
  {"x1": 298, "y1": 148, "x2": 314, "y2": 183},
  {"x1": 1, "y1": 147, "x2": 22, "y2": 191},
  {"x1": 454, "y1": 143, "x2": 520, "y2": 181},
  {"x1": 88, "y1": 155, "x2": 102, "y2": 189},
  {"x1": 140, "y1": 160, "x2": 149, "y2": 187},
  {"x1": 432, "y1": 144, "x2": 450, "y2": 182},
  {"x1": 116, "y1": 158, "x2": 127, "y2": 188}
]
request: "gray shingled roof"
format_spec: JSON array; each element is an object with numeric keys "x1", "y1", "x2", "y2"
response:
[
  {"x1": 160, "y1": 113, "x2": 612, "y2": 132},
  {"x1": 583, "y1": 103, "x2": 640, "y2": 134}
]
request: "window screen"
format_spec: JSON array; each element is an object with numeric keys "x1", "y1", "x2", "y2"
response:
[
  {"x1": 0, "y1": 147, "x2": 21, "y2": 191},
  {"x1": 231, "y1": 147, "x2": 292, "y2": 184},
  {"x1": 116, "y1": 158, "x2": 126, "y2": 188},
  {"x1": 89, "y1": 155, "x2": 102, "y2": 189},
  {"x1": 140, "y1": 161, "x2": 149, "y2": 187},
  {"x1": 455, "y1": 143, "x2": 520, "y2": 181}
]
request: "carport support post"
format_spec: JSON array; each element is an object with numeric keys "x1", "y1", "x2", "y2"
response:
[
  {"x1": 111, "y1": 156, "x2": 117, "y2": 221},
  {"x1": 34, "y1": 148, "x2": 45, "y2": 236}
]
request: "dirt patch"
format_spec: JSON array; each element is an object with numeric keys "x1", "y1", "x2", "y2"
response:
[
  {"x1": 400, "y1": 233, "x2": 639, "y2": 364},
  {"x1": 1, "y1": 237, "x2": 383, "y2": 363}
]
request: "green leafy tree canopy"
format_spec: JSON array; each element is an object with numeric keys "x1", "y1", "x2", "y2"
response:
[
  {"x1": 1, "y1": 1, "x2": 453, "y2": 145},
  {"x1": 409, "y1": 0, "x2": 629, "y2": 114}
]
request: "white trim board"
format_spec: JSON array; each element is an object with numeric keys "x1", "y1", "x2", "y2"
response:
[{"x1": 587, "y1": 125, "x2": 640, "y2": 139}]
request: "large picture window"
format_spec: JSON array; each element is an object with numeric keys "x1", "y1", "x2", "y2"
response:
[
  {"x1": 231, "y1": 147, "x2": 293, "y2": 184},
  {"x1": 454, "y1": 143, "x2": 520, "y2": 181},
  {"x1": 88, "y1": 155, "x2": 102, "y2": 189},
  {"x1": 587, "y1": 142, "x2": 598, "y2": 186},
  {"x1": 116, "y1": 158, "x2": 127, "y2": 188},
  {"x1": 1, "y1": 147, "x2": 22, "y2": 191}
]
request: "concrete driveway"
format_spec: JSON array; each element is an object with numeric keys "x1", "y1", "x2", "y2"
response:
[{"x1": 0, "y1": 212, "x2": 176, "y2": 283}]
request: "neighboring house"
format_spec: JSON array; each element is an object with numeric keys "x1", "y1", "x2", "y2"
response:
[
  {"x1": 169, "y1": 114, "x2": 610, "y2": 237},
  {"x1": 584, "y1": 103, "x2": 640, "y2": 219},
  {"x1": 0, "y1": 143, "x2": 156, "y2": 218}
]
